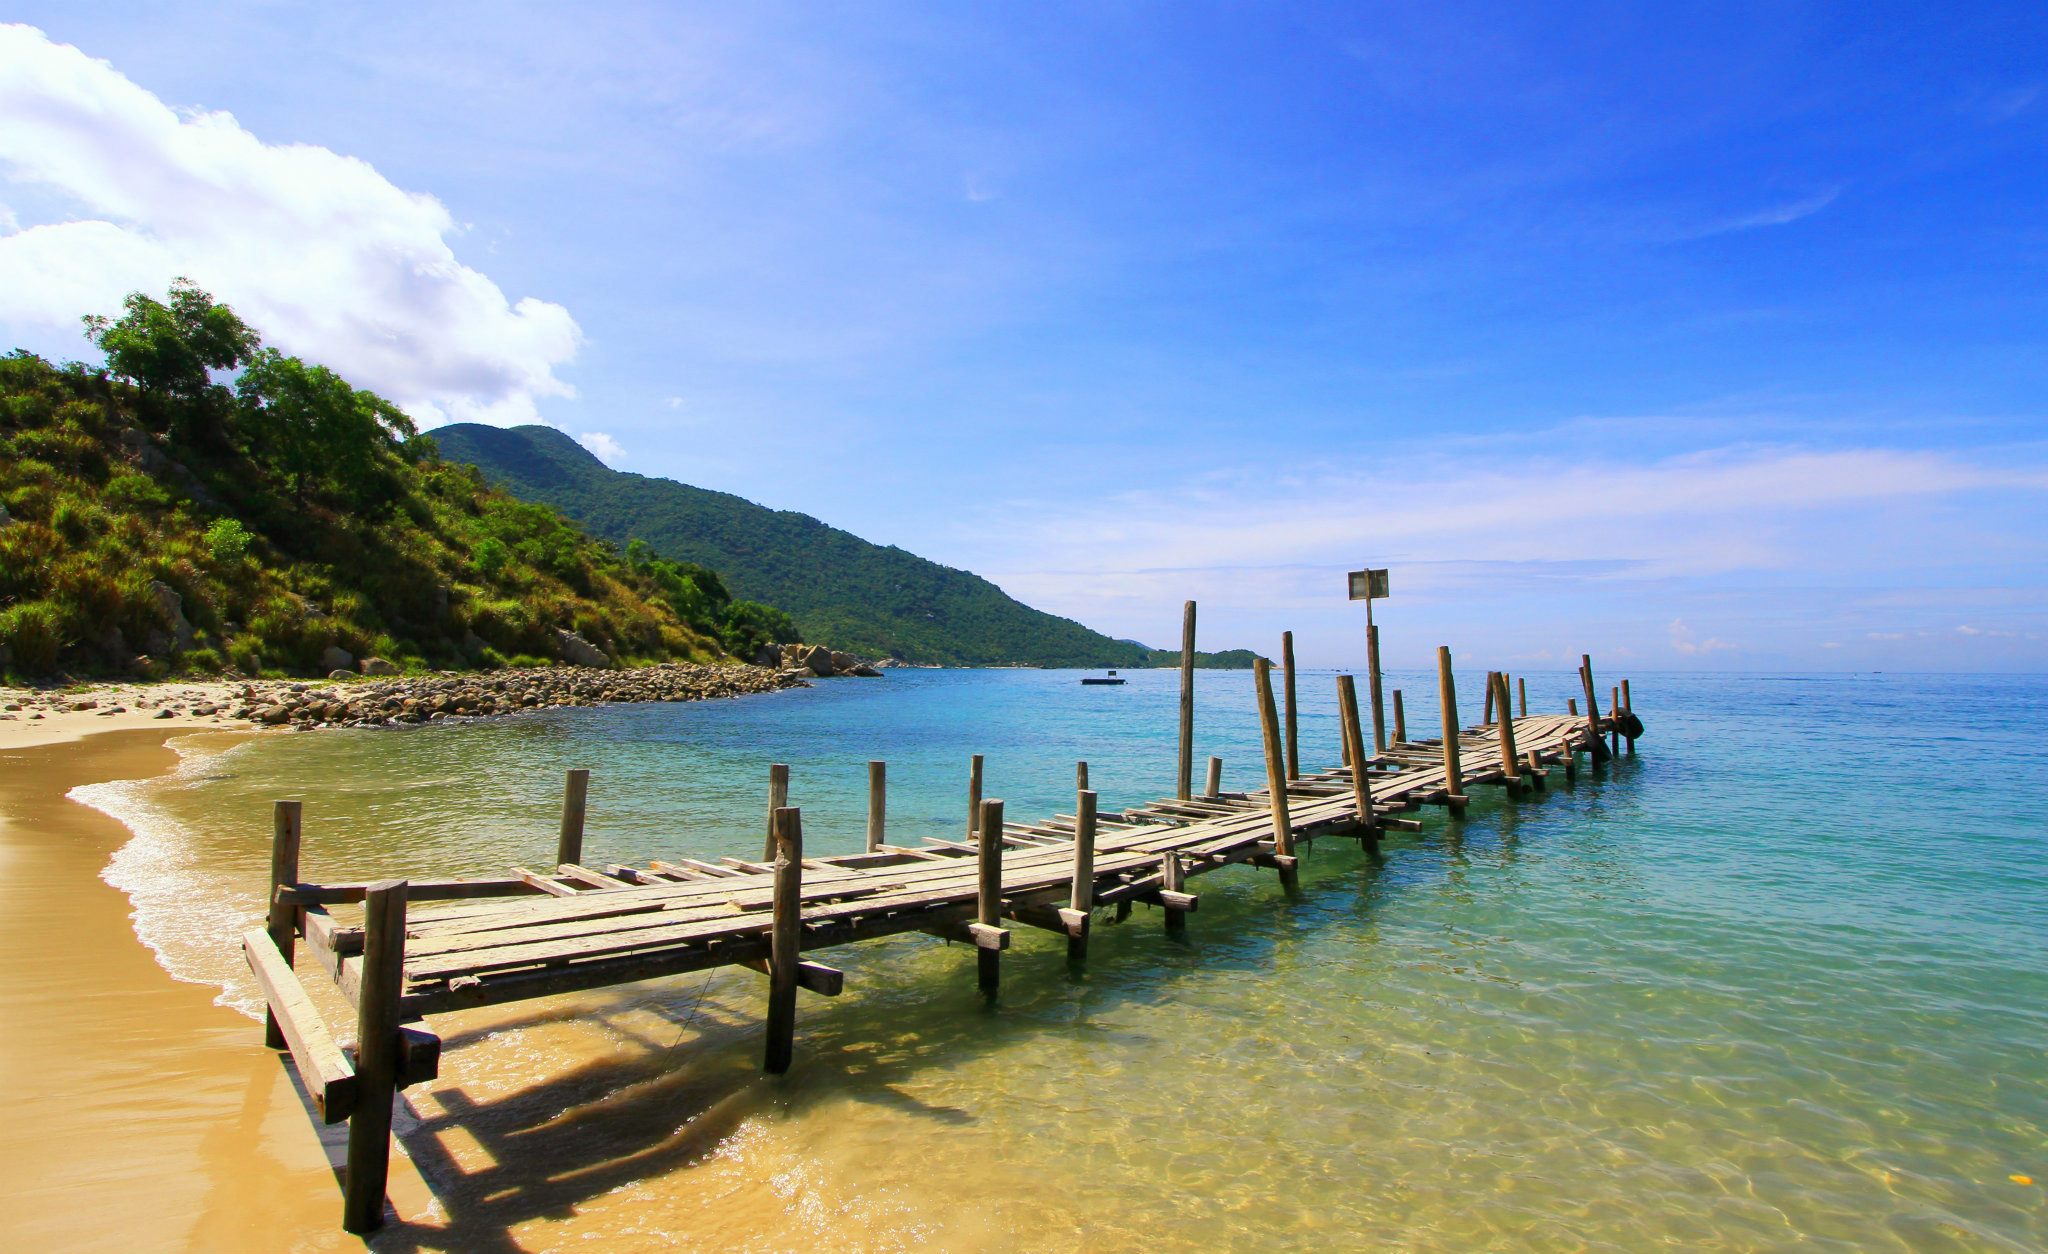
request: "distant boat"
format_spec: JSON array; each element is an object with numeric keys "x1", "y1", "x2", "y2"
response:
[{"x1": 1081, "y1": 669, "x2": 1126, "y2": 686}]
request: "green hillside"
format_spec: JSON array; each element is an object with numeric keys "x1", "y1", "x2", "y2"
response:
[
  {"x1": 435, "y1": 423, "x2": 1253, "y2": 668},
  {"x1": 0, "y1": 283, "x2": 786, "y2": 680}
]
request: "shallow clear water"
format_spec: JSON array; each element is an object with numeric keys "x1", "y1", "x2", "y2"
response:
[{"x1": 80, "y1": 669, "x2": 2048, "y2": 1249}]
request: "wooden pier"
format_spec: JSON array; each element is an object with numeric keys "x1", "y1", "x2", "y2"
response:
[{"x1": 243, "y1": 645, "x2": 1640, "y2": 1233}]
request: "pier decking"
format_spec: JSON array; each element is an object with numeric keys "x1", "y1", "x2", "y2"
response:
[{"x1": 243, "y1": 645, "x2": 1639, "y2": 1233}]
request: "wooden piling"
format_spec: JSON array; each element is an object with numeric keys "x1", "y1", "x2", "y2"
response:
[
  {"x1": 1611, "y1": 685, "x2": 1622, "y2": 756},
  {"x1": 1367, "y1": 623, "x2": 1387, "y2": 754},
  {"x1": 1076, "y1": 760, "x2": 1089, "y2": 792},
  {"x1": 1437, "y1": 647, "x2": 1465, "y2": 808},
  {"x1": 1392, "y1": 689, "x2": 1406, "y2": 744},
  {"x1": 1493, "y1": 672, "x2": 1522, "y2": 788},
  {"x1": 978, "y1": 798, "x2": 1004, "y2": 993},
  {"x1": 967, "y1": 754, "x2": 984, "y2": 837},
  {"x1": 1483, "y1": 671, "x2": 1496, "y2": 726},
  {"x1": 264, "y1": 800, "x2": 302, "y2": 1050},
  {"x1": 1517, "y1": 676, "x2": 1528, "y2": 719},
  {"x1": 1177, "y1": 601, "x2": 1196, "y2": 799},
  {"x1": 1622, "y1": 679, "x2": 1636, "y2": 754},
  {"x1": 1205, "y1": 755, "x2": 1222, "y2": 799},
  {"x1": 556, "y1": 769, "x2": 589, "y2": 868},
  {"x1": 1162, "y1": 851, "x2": 1187, "y2": 934},
  {"x1": 1069, "y1": 790, "x2": 1096, "y2": 962},
  {"x1": 1253, "y1": 658, "x2": 1297, "y2": 887},
  {"x1": 1580, "y1": 655, "x2": 1611, "y2": 761},
  {"x1": 764, "y1": 807, "x2": 803, "y2": 1073},
  {"x1": 1282, "y1": 631, "x2": 1300, "y2": 780},
  {"x1": 341, "y1": 878, "x2": 408, "y2": 1234},
  {"x1": 866, "y1": 761, "x2": 885, "y2": 852},
  {"x1": 763, "y1": 763, "x2": 789, "y2": 859},
  {"x1": 1336, "y1": 675, "x2": 1378, "y2": 850}
]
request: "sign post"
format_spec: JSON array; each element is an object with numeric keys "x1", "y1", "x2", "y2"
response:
[{"x1": 1348, "y1": 568, "x2": 1391, "y2": 753}]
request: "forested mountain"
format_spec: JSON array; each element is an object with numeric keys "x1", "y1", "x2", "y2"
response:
[{"x1": 436, "y1": 424, "x2": 1255, "y2": 668}]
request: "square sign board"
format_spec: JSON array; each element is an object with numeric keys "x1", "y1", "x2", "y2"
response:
[{"x1": 1347, "y1": 568, "x2": 1390, "y2": 601}]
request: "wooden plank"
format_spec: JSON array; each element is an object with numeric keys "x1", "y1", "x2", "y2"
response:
[
  {"x1": 557, "y1": 864, "x2": 634, "y2": 890},
  {"x1": 242, "y1": 927, "x2": 356, "y2": 1124},
  {"x1": 512, "y1": 868, "x2": 579, "y2": 897}
]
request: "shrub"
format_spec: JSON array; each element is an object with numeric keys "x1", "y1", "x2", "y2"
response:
[
  {"x1": 204, "y1": 517, "x2": 254, "y2": 565},
  {"x1": 0, "y1": 601, "x2": 66, "y2": 673},
  {"x1": 472, "y1": 536, "x2": 511, "y2": 580}
]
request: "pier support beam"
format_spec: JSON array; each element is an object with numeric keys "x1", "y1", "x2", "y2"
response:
[
  {"x1": 1483, "y1": 671, "x2": 1496, "y2": 726},
  {"x1": 1579, "y1": 655, "x2": 1612, "y2": 762},
  {"x1": 264, "y1": 800, "x2": 302, "y2": 1050},
  {"x1": 1068, "y1": 791, "x2": 1096, "y2": 963},
  {"x1": 1336, "y1": 675, "x2": 1379, "y2": 854},
  {"x1": 1282, "y1": 631, "x2": 1300, "y2": 780},
  {"x1": 1177, "y1": 601, "x2": 1196, "y2": 799},
  {"x1": 1162, "y1": 851, "x2": 1188, "y2": 934},
  {"x1": 1367, "y1": 623, "x2": 1387, "y2": 754},
  {"x1": 866, "y1": 761, "x2": 885, "y2": 852},
  {"x1": 557, "y1": 769, "x2": 589, "y2": 868},
  {"x1": 763, "y1": 763, "x2": 789, "y2": 859},
  {"x1": 978, "y1": 798, "x2": 1005, "y2": 994},
  {"x1": 1517, "y1": 676, "x2": 1528, "y2": 719},
  {"x1": 1076, "y1": 760, "x2": 1089, "y2": 792},
  {"x1": 1253, "y1": 657, "x2": 1298, "y2": 891},
  {"x1": 1622, "y1": 679, "x2": 1636, "y2": 754},
  {"x1": 342, "y1": 879, "x2": 407, "y2": 1235},
  {"x1": 1493, "y1": 672, "x2": 1523, "y2": 792},
  {"x1": 967, "y1": 754, "x2": 984, "y2": 839},
  {"x1": 1205, "y1": 756, "x2": 1222, "y2": 799},
  {"x1": 1392, "y1": 689, "x2": 1406, "y2": 745},
  {"x1": 1437, "y1": 647, "x2": 1467, "y2": 810},
  {"x1": 764, "y1": 807, "x2": 803, "y2": 1073}
]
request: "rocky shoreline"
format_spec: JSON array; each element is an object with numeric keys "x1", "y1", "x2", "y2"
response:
[{"x1": 1, "y1": 661, "x2": 818, "y2": 733}]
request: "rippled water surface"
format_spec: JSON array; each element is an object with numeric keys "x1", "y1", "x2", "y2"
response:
[{"x1": 81, "y1": 669, "x2": 2048, "y2": 1250}]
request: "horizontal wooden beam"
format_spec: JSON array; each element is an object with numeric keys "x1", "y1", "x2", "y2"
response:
[
  {"x1": 242, "y1": 927, "x2": 356, "y2": 1124},
  {"x1": 733, "y1": 956, "x2": 846, "y2": 996},
  {"x1": 280, "y1": 876, "x2": 540, "y2": 906}
]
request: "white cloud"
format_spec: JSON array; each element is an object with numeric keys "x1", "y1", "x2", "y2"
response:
[
  {"x1": 576, "y1": 431, "x2": 625, "y2": 466},
  {"x1": 665, "y1": 395, "x2": 685, "y2": 409},
  {"x1": 0, "y1": 24, "x2": 581, "y2": 427},
  {"x1": 1688, "y1": 188, "x2": 1840, "y2": 238},
  {"x1": 1667, "y1": 618, "x2": 1736, "y2": 656}
]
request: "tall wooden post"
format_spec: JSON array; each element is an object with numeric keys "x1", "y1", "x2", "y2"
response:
[
  {"x1": 763, "y1": 763, "x2": 789, "y2": 859},
  {"x1": 1493, "y1": 672, "x2": 1522, "y2": 788},
  {"x1": 1366, "y1": 623, "x2": 1387, "y2": 754},
  {"x1": 1281, "y1": 631, "x2": 1300, "y2": 780},
  {"x1": 1579, "y1": 655, "x2": 1611, "y2": 761},
  {"x1": 1253, "y1": 657, "x2": 1297, "y2": 888},
  {"x1": 1176, "y1": 600, "x2": 1196, "y2": 799},
  {"x1": 1436, "y1": 646, "x2": 1465, "y2": 808},
  {"x1": 978, "y1": 798, "x2": 1004, "y2": 994},
  {"x1": 1392, "y1": 689, "x2": 1406, "y2": 744},
  {"x1": 1076, "y1": 761, "x2": 1089, "y2": 792},
  {"x1": 1622, "y1": 679, "x2": 1636, "y2": 754},
  {"x1": 1069, "y1": 790, "x2": 1096, "y2": 963},
  {"x1": 263, "y1": 800, "x2": 302, "y2": 1050},
  {"x1": 866, "y1": 761, "x2": 886, "y2": 852},
  {"x1": 1611, "y1": 686, "x2": 1622, "y2": 757},
  {"x1": 967, "y1": 754, "x2": 984, "y2": 837},
  {"x1": 764, "y1": 807, "x2": 802, "y2": 1074},
  {"x1": 1204, "y1": 756, "x2": 1222, "y2": 798},
  {"x1": 1336, "y1": 675, "x2": 1378, "y2": 851},
  {"x1": 557, "y1": 768, "x2": 589, "y2": 867},
  {"x1": 1517, "y1": 676, "x2": 1528, "y2": 719},
  {"x1": 342, "y1": 879, "x2": 408, "y2": 1234},
  {"x1": 1483, "y1": 671, "x2": 1496, "y2": 726}
]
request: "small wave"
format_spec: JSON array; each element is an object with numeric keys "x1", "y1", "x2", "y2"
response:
[{"x1": 73, "y1": 733, "x2": 269, "y2": 1020}]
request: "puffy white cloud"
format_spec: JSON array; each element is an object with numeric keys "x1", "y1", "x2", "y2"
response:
[
  {"x1": 0, "y1": 24, "x2": 580, "y2": 427},
  {"x1": 576, "y1": 431, "x2": 626, "y2": 466}
]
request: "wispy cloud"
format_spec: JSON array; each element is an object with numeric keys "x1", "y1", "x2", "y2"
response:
[{"x1": 1685, "y1": 187, "x2": 1841, "y2": 239}]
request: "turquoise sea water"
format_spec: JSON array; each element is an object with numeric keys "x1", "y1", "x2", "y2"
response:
[{"x1": 82, "y1": 668, "x2": 2048, "y2": 1249}]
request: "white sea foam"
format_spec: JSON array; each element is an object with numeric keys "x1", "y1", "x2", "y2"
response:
[{"x1": 74, "y1": 734, "x2": 269, "y2": 1020}]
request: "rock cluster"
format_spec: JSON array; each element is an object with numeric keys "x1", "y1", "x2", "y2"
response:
[{"x1": 753, "y1": 642, "x2": 883, "y2": 678}]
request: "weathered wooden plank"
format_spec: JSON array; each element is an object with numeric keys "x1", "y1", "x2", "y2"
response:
[{"x1": 243, "y1": 926, "x2": 356, "y2": 1124}]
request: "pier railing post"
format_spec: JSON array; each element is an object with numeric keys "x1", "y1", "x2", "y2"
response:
[
  {"x1": 1493, "y1": 672, "x2": 1522, "y2": 790},
  {"x1": 263, "y1": 800, "x2": 303, "y2": 1050},
  {"x1": 866, "y1": 761, "x2": 886, "y2": 852},
  {"x1": 1253, "y1": 657, "x2": 1298, "y2": 890},
  {"x1": 764, "y1": 764, "x2": 789, "y2": 859},
  {"x1": 1282, "y1": 631, "x2": 1300, "y2": 780},
  {"x1": 557, "y1": 768, "x2": 589, "y2": 867},
  {"x1": 1177, "y1": 600, "x2": 1196, "y2": 799},
  {"x1": 1392, "y1": 689, "x2": 1406, "y2": 744},
  {"x1": 1367, "y1": 623, "x2": 1387, "y2": 754},
  {"x1": 967, "y1": 754, "x2": 984, "y2": 838},
  {"x1": 1336, "y1": 675, "x2": 1379, "y2": 852},
  {"x1": 1436, "y1": 647, "x2": 1466, "y2": 809},
  {"x1": 1068, "y1": 790, "x2": 1096, "y2": 963},
  {"x1": 1205, "y1": 755, "x2": 1222, "y2": 799},
  {"x1": 342, "y1": 878, "x2": 408, "y2": 1235},
  {"x1": 764, "y1": 807, "x2": 803, "y2": 1073},
  {"x1": 1517, "y1": 676, "x2": 1528, "y2": 719},
  {"x1": 1579, "y1": 655, "x2": 1611, "y2": 762},
  {"x1": 978, "y1": 798, "x2": 1004, "y2": 994}
]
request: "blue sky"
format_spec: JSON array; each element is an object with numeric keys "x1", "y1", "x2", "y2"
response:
[{"x1": 2, "y1": 3, "x2": 2044, "y2": 669}]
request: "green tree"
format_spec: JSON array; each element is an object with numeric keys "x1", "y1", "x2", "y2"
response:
[
  {"x1": 235, "y1": 347, "x2": 416, "y2": 505},
  {"x1": 82, "y1": 278, "x2": 258, "y2": 447}
]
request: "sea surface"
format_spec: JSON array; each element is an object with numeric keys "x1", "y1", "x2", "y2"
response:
[{"x1": 76, "y1": 668, "x2": 2048, "y2": 1250}]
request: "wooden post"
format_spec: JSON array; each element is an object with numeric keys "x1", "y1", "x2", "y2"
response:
[
  {"x1": 1493, "y1": 672, "x2": 1522, "y2": 788},
  {"x1": 1204, "y1": 755, "x2": 1222, "y2": 799},
  {"x1": 1177, "y1": 600, "x2": 1196, "y2": 800},
  {"x1": 1517, "y1": 676, "x2": 1528, "y2": 719},
  {"x1": 978, "y1": 798, "x2": 1004, "y2": 994},
  {"x1": 763, "y1": 763, "x2": 789, "y2": 859},
  {"x1": 1076, "y1": 760, "x2": 1089, "y2": 792},
  {"x1": 1483, "y1": 671, "x2": 1496, "y2": 726},
  {"x1": 967, "y1": 754, "x2": 984, "y2": 837},
  {"x1": 1281, "y1": 631, "x2": 1300, "y2": 780},
  {"x1": 1392, "y1": 689, "x2": 1406, "y2": 744},
  {"x1": 1069, "y1": 790, "x2": 1096, "y2": 963},
  {"x1": 1622, "y1": 679, "x2": 1636, "y2": 754},
  {"x1": 1611, "y1": 685, "x2": 1622, "y2": 756},
  {"x1": 1253, "y1": 657, "x2": 1297, "y2": 887},
  {"x1": 866, "y1": 761, "x2": 885, "y2": 852},
  {"x1": 1568, "y1": 697, "x2": 1579, "y2": 716},
  {"x1": 1366, "y1": 623, "x2": 1387, "y2": 754},
  {"x1": 557, "y1": 768, "x2": 589, "y2": 867},
  {"x1": 764, "y1": 807, "x2": 802, "y2": 1074},
  {"x1": 1336, "y1": 675, "x2": 1378, "y2": 850},
  {"x1": 1580, "y1": 655, "x2": 1611, "y2": 761},
  {"x1": 263, "y1": 800, "x2": 303, "y2": 1050},
  {"x1": 1161, "y1": 851, "x2": 1187, "y2": 934},
  {"x1": 1436, "y1": 646, "x2": 1465, "y2": 808},
  {"x1": 342, "y1": 879, "x2": 408, "y2": 1235}
]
